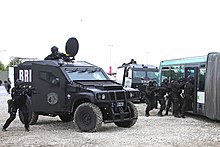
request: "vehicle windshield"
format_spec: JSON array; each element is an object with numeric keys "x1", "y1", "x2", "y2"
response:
[
  {"x1": 66, "y1": 69, "x2": 108, "y2": 80},
  {"x1": 133, "y1": 70, "x2": 158, "y2": 80}
]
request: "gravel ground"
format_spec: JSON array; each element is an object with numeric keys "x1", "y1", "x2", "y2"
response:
[{"x1": 1, "y1": 94, "x2": 220, "y2": 147}]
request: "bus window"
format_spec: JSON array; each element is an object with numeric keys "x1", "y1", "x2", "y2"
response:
[
  {"x1": 185, "y1": 67, "x2": 195, "y2": 78},
  {"x1": 171, "y1": 66, "x2": 184, "y2": 80},
  {"x1": 161, "y1": 68, "x2": 170, "y2": 81},
  {"x1": 198, "y1": 68, "x2": 206, "y2": 91}
]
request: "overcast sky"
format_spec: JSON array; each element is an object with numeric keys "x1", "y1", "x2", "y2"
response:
[{"x1": 1, "y1": 0, "x2": 220, "y2": 72}]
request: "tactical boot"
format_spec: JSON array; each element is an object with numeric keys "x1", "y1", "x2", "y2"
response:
[
  {"x1": 157, "y1": 111, "x2": 163, "y2": 117},
  {"x1": 2, "y1": 127, "x2": 6, "y2": 132},
  {"x1": 174, "y1": 115, "x2": 180, "y2": 118},
  {"x1": 25, "y1": 127, "x2": 30, "y2": 132},
  {"x1": 145, "y1": 112, "x2": 150, "y2": 117},
  {"x1": 180, "y1": 115, "x2": 186, "y2": 118}
]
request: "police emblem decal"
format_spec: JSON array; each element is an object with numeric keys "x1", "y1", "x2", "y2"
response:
[{"x1": 47, "y1": 92, "x2": 58, "y2": 105}]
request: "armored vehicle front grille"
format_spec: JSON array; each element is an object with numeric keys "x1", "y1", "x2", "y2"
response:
[{"x1": 109, "y1": 91, "x2": 126, "y2": 101}]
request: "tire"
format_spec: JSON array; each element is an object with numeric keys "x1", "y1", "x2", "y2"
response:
[
  {"x1": 114, "y1": 101, "x2": 138, "y2": 128},
  {"x1": 29, "y1": 112, "x2": 39, "y2": 125},
  {"x1": 74, "y1": 102, "x2": 103, "y2": 132},
  {"x1": 59, "y1": 113, "x2": 74, "y2": 122}
]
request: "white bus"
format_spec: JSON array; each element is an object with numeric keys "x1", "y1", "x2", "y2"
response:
[{"x1": 158, "y1": 52, "x2": 220, "y2": 120}]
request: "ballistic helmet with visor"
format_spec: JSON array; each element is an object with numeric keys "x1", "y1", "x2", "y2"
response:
[
  {"x1": 15, "y1": 79, "x2": 24, "y2": 88},
  {"x1": 51, "y1": 46, "x2": 59, "y2": 53}
]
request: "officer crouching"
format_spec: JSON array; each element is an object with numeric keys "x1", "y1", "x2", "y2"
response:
[{"x1": 2, "y1": 80, "x2": 32, "y2": 132}]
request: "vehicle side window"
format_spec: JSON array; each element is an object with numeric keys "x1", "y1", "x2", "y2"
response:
[
  {"x1": 198, "y1": 68, "x2": 206, "y2": 91},
  {"x1": 171, "y1": 66, "x2": 184, "y2": 80},
  {"x1": 161, "y1": 67, "x2": 170, "y2": 81},
  {"x1": 39, "y1": 71, "x2": 58, "y2": 85}
]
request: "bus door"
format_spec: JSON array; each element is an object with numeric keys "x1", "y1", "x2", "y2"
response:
[{"x1": 184, "y1": 66, "x2": 198, "y2": 113}]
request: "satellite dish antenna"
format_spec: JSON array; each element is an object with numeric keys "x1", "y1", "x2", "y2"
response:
[{"x1": 65, "y1": 37, "x2": 79, "y2": 58}]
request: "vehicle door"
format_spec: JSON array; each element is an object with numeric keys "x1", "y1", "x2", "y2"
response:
[
  {"x1": 31, "y1": 63, "x2": 66, "y2": 113},
  {"x1": 124, "y1": 68, "x2": 132, "y2": 88},
  {"x1": 184, "y1": 66, "x2": 198, "y2": 113}
]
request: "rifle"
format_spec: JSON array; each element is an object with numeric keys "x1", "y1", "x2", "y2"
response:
[{"x1": 7, "y1": 86, "x2": 35, "y2": 113}]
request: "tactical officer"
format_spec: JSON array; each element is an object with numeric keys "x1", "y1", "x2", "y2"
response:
[
  {"x1": 45, "y1": 46, "x2": 70, "y2": 61},
  {"x1": 164, "y1": 79, "x2": 174, "y2": 115},
  {"x1": 180, "y1": 76, "x2": 195, "y2": 118},
  {"x1": 2, "y1": 80, "x2": 31, "y2": 132},
  {"x1": 171, "y1": 78, "x2": 185, "y2": 117},
  {"x1": 158, "y1": 78, "x2": 170, "y2": 116},
  {"x1": 153, "y1": 80, "x2": 167, "y2": 116},
  {"x1": 145, "y1": 80, "x2": 157, "y2": 117}
]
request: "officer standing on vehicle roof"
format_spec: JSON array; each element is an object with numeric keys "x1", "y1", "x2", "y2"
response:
[
  {"x1": 2, "y1": 80, "x2": 31, "y2": 132},
  {"x1": 180, "y1": 76, "x2": 195, "y2": 118},
  {"x1": 45, "y1": 46, "x2": 71, "y2": 61}
]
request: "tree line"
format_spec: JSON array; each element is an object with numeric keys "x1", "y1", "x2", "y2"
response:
[{"x1": 0, "y1": 58, "x2": 22, "y2": 71}]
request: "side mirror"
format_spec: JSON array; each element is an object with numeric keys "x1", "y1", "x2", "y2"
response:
[{"x1": 51, "y1": 78, "x2": 60, "y2": 86}]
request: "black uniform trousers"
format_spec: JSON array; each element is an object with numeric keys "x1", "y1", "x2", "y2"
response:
[
  {"x1": 181, "y1": 95, "x2": 193, "y2": 117},
  {"x1": 3, "y1": 105, "x2": 29, "y2": 129},
  {"x1": 172, "y1": 93, "x2": 183, "y2": 117},
  {"x1": 165, "y1": 94, "x2": 173, "y2": 115},
  {"x1": 157, "y1": 96, "x2": 166, "y2": 115},
  {"x1": 145, "y1": 97, "x2": 157, "y2": 115}
]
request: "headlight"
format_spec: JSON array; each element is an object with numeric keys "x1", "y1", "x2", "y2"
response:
[
  {"x1": 97, "y1": 93, "x2": 107, "y2": 100},
  {"x1": 129, "y1": 92, "x2": 136, "y2": 98},
  {"x1": 129, "y1": 91, "x2": 141, "y2": 99}
]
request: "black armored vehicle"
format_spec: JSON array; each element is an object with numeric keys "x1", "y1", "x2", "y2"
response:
[
  {"x1": 15, "y1": 38, "x2": 140, "y2": 132},
  {"x1": 116, "y1": 59, "x2": 158, "y2": 102}
]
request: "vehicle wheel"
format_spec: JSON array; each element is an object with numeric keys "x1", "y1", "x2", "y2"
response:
[
  {"x1": 114, "y1": 101, "x2": 138, "y2": 128},
  {"x1": 29, "y1": 112, "x2": 39, "y2": 125},
  {"x1": 59, "y1": 113, "x2": 73, "y2": 122},
  {"x1": 74, "y1": 102, "x2": 103, "y2": 132}
]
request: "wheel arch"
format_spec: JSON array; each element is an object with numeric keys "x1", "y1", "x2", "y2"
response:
[{"x1": 72, "y1": 97, "x2": 93, "y2": 113}]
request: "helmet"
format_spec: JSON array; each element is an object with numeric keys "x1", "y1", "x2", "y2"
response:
[
  {"x1": 15, "y1": 79, "x2": 24, "y2": 88},
  {"x1": 147, "y1": 80, "x2": 153, "y2": 87},
  {"x1": 51, "y1": 46, "x2": 59, "y2": 53},
  {"x1": 152, "y1": 80, "x2": 158, "y2": 87},
  {"x1": 162, "y1": 78, "x2": 169, "y2": 84}
]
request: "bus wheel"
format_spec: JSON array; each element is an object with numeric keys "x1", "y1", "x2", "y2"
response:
[
  {"x1": 114, "y1": 101, "x2": 138, "y2": 128},
  {"x1": 74, "y1": 103, "x2": 103, "y2": 132},
  {"x1": 59, "y1": 113, "x2": 73, "y2": 122}
]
